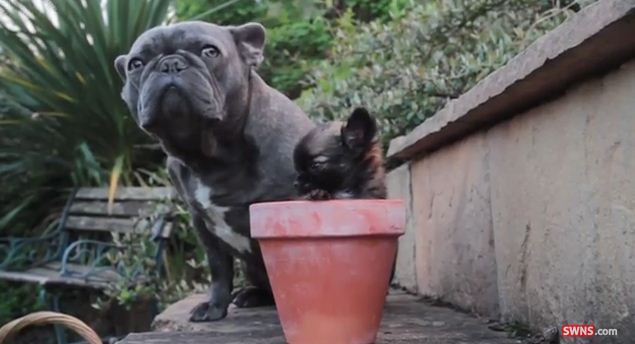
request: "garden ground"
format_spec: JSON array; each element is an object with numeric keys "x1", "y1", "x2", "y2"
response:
[{"x1": 120, "y1": 290, "x2": 543, "y2": 344}]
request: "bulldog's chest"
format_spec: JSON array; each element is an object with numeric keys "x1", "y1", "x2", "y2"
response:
[{"x1": 184, "y1": 178, "x2": 254, "y2": 255}]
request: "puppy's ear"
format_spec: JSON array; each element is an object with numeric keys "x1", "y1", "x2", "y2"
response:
[
  {"x1": 230, "y1": 22, "x2": 266, "y2": 68},
  {"x1": 114, "y1": 55, "x2": 127, "y2": 80},
  {"x1": 341, "y1": 107, "x2": 377, "y2": 151}
]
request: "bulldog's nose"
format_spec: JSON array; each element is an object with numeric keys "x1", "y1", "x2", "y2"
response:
[{"x1": 159, "y1": 55, "x2": 188, "y2": 74}]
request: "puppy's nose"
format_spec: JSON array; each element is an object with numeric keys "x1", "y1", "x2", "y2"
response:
[
  {"x1": 206, "y1": 114, "x2": 223, "y2": 124},
  {"x1": 159, "y1": 55, "x2": 188, "y2": 74}
]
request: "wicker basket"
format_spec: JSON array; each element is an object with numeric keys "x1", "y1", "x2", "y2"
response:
[{"x1": 0, "y1": 311, "x2": 100, "y2": 344}]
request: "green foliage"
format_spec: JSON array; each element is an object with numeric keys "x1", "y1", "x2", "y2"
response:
[
  {"x1": 0, "y1": 282, "x2": 45, "y2": 325},
  {"x1": 297, "y1": 0, "x2": 592, "y2": 145},
  {"x1": 176, "y1": 0, "x2": 268, "y2": 24},
  {"x1": 342, "y1": 0, "x2": 412, "y2": 22},
  {"x1": 93, "y1": 231, "x2": 160, "y2": 310},
  {"x1": 260, "y1": 17, "x2": 333, "y2": 98},
  {"x1": 0, "y1": 0, "x2": 171, "y2": 235},
  {"x1": 162, "y1": 203, "x2": 208, "y2": 286}
]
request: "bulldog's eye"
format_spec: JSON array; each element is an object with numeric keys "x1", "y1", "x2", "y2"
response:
[
  {"x1": 127, "y1": 58, "x2": 144, "y2": 71},
  {"x1": 201, "y1": 45, "x2": 220, "y2": 58}
]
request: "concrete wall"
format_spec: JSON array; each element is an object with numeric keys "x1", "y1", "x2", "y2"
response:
[
  {"x1": 386, "y1": 3, "x2": 635, "y2": 341},
  {"x1": 386, "y1": 164, "x2": 417, "y2": 293},
  {"x1": 488, "y1": 61, "x2": 635, "y2": 337},
  {"x1": 411, "y1": 132, "x2": 499, "y2": 317},
  {"x1": 389, "y1": 60, "x2": 635, "y2": 340}
]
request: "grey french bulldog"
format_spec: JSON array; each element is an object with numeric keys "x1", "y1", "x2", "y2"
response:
[{"x1": 114, "y1": 21, "x2": 314, "y2": 321}]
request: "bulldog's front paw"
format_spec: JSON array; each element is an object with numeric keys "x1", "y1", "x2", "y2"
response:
[
  {"x1": 232, "y1": 286, "x2": 275, "y2": 308},
  {"x1": 189, "y1": 302, "x2": 228, "y2": 322},
  {"x1": 302, "y1": 189, "x2": 332, "y2": 200}
]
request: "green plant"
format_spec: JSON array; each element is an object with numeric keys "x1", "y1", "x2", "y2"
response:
[
  {"x1": 0, "y1": 0, "x2": 172, "y2": 235},
  {"x1": 176, "y1": 0, "x2": 268, "y2": 24},
  {"x1": 504, "y1": 320, "x2": 533, "y2": 338},
  {"x1": 0, "y1": 282, "x2": 45, "y2": 325},
  {"x1": 259, "y1": 17, "x2": 333, "y2": 98},
  {"x1": 340, "y1": 0, "x2": 413, "y2": 22},
  {"x1": 162, "y1": 204, "x2": 207, "y2": 282},
  {"x1": 93, "y1": 230, "x2": 160, "y2": 311},
  {"x1": 297, "y1": 0, "x2": 593, "y2": 145}
]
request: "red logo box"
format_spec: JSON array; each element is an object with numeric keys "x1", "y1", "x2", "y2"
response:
[{"x1": 562, "y1": 324, "x2": 595, "y2": 337}]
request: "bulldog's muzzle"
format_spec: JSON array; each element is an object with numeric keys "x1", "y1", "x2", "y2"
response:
[
  {"x1": 159, "y1": 55, "x2": 189, "y2": 74},
  {"x1": 136, "y1": 52, "x2": 225, "y2": 132}
]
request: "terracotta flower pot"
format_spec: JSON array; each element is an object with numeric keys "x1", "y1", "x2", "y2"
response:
[{"x1": 250, "y1": 199, "x2": 405, "y2": 344}]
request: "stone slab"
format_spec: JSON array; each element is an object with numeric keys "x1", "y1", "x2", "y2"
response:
[
  {"x1": 120, "y1": 293, "x2": 520, "y2": 344},
  {"x1": 387, "y1": 0, "x2": 635, "y2": 163},
  {"x1": 152, "y1": 294, "x2": 281, "y2": 334}
]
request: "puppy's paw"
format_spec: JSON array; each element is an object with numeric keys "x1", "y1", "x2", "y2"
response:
[
  {"x1": 189, "y1": 302, "x2": 227, "y2": 322},
  {"x1": 232, "y1": 286, "x2": 275, "y2": 308},
  {"x1": 302, "y1": 189, "x2": 332, "y2": 200}
]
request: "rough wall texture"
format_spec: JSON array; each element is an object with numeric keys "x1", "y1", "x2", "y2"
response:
[
  {"x1": 409, "y1": 132, "x2": 499, "y2": 317},
  {"x1": 387, "y1": 60, "x2": 635, "y2": 340},
  {"x1": 386, "y1": 164, "x2": 417, "y2": 293},
  {"x1": 488, "y1": 61, "x2": 635, "y2": 339}
]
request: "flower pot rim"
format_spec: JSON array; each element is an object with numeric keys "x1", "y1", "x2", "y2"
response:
[
  {"x1": 250, "y1": 198, "x2": 404, "y2": 208},
  {"x1": 249, "y1": 199, "x2": 405, "y2": 239}
]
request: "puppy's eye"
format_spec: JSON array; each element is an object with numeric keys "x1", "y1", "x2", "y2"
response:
[
  {"x1": 310, "y1": 156, "x2": 328, "y2": 171},
  {"x1": 127, "y1": 58, "x2": 144, "y2": 71},
  {"x1": 201, "y1": 45, "x2": 220, "y2": 58}
]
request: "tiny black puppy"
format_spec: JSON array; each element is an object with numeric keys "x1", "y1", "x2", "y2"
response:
[{"x1": 294, "y1": 107, "x2": 386, "y2": 200}]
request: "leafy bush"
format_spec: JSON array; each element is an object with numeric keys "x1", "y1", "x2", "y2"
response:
[
  {"x1": 297, "y1": 0, "x2": 595, "y2": 145},
  {"x1": 92, "y1": 231, "x2": 161, "y2": 311},
  {"x1": 176, "y1": 0, "x2": 268, "y2": 25},
  {"x1": 0, "y1": 0, "x2": 171, "y2": 235},
  {"x1": 0, "y1": 282, "x2": 44, "y2": 325},
  {"x1": 260, "y1": 17, "x2": 333, "y2": 98},
  {"x1": 340, "y1": 0, "x2": 412, "y2": 22}
]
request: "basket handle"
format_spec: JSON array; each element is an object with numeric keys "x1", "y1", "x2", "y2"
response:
[{"x1": 0, "y1": 311, "x2": 101, "y2": 344}]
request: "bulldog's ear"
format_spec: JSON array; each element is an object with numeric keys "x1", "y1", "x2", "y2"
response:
[
  {"x1": 230, "y1": 22, "x2": 266, "y2": 68},
  {"x1": 114, "y1": 55, "x2": 127, "y2": 80}
]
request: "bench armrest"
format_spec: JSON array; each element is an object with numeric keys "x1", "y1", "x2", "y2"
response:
[
  {"x1": 58, "y1": 211, "x2": 173, "y2": 281},
  {"x1": 0, "y1": 188, "x2": 77, "y2": 271},
  {"x1": 59, "y1": 239, "x2": 123, "y2": 279},
  {"x1": 0, "y1": 231, "x2": 63, "y2": 270},
  {"x1": 150, "y1": 213, "x2": 173, "y2": 241}
]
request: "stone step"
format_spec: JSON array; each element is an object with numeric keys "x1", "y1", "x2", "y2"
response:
[{"x1": 117, "y1": 292, "x2": 521, "y2": 343}]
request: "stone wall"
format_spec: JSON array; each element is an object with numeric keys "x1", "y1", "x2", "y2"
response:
[
  {"x1": 488, "y1": 62, "x2": 635, "y2": 336},
  {"x1": 387, "y1": 1, "x2": 635, "y2": 341}
]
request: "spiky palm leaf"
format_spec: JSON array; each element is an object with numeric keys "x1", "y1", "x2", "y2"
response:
[{"x1": 0, "y1": 0, "x2": 173, "y2": 234}]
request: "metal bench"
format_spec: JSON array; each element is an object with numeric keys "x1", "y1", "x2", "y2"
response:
[{"x1": 0, "y1": 187, "x2": 176, "y2": 341}]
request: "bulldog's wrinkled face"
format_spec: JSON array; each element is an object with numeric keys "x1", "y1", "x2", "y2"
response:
[{"x1": 115, "y1": 21, "x2": 265, "y2": 154}]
